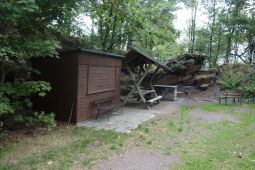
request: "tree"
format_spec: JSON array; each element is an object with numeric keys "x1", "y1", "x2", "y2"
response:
[
  {"x1": 192, "y1": 0, "x2": 254, "y2": 66},
  {"x1": 135, "y1": 0, "x2": 178, "y2": 49},
  {"x1": 79, "y1": 0, "x2": 180, "y2": 61},
  {"x1": 80, "y1": 0, "x2": 138, "y2": 52},
  {"x1": 0, "y1": 0, "x2": 82, "y2": 131}
]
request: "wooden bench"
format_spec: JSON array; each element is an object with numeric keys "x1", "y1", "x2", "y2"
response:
[
  {"x1": 146, "y1": 96, "x2": 162, "y2": 109},
  {"x1": 218, "y1": 91, "x2": 242, "y2": 104},
  {"x1": 147, "y1": 96, "x2": 162, "y2": 104},
  {"x1": 93, "y1": 97, "x2": 125, "y2": 120}
]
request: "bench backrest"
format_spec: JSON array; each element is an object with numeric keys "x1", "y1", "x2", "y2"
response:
[
  {"x1": 93, "y1": 96, "x2": 115, "y2": 105},
  {"x1": 225, "y1": 91, "x2": 242, "y2": 96}
]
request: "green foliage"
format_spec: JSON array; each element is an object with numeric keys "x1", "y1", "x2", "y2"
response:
[
  {"x1": 220, "y1": 69, "x2": 241, "y2": 91},
  {"x1": 186, "y1": 0, "x2": 255, "y2": 66},
  {"x1": 24, "y1": 112, "x2": 56, "y2": 129},
  {"x1": 239, "y1": 73, "x2": 255, "y2": 94},
  {"x1": 82, "y1": 0, "x2": 138, "y2": 52},
  {"x1": 0, "y1": 0, "x2": 82, "y2": 132},
  {"x1": 220, "y1": 64, "x2": 255, "y2": 94},
  {"x1": 152, "y1": 42, "x2": 183, "y2": 62},
  {"x1": 80, "y1": 0, "x2": 179, "y2": 56},
  {"x1": 0, "y1": 79, "x2": 55, "y2": 131}
]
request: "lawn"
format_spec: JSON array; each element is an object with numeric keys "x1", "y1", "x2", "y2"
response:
[{"x1": 0, "y1": 104, "x2": 255, "y2": 170}]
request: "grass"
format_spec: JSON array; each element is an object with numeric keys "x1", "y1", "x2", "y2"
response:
[
  {"x1": 0, "y1": 103, "x2": 255, "y2": 169},
  {"x1": 0, "y1": 126, "x2": 128, "y2": 170},
  {"x1": 131, "y1": 103, "x2": 255, "y2": 169}
]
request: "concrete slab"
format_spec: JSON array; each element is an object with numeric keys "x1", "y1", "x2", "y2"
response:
[{"x1": 77, "y1": 107, "x2": 156, "y2": 133}]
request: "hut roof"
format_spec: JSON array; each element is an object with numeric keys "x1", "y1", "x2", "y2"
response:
[
  {"x1": 61, "y1": 48, "x2": 126, "y2": 59},
  {"x1": 125, "y1": 47, "x2": 170, "y2": 70}
]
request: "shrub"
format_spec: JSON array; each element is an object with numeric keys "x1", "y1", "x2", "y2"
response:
[
  {"x1": 24, "y1": 112, "x2": 56, "y2": 129},
  {"x1": 0, "y1": 79, "x2": 56, "y2": 132},
  {"x1": 219, "y1": 64, "x2": 255, "y2": 95},
  {"x1": 219, "y1": 68, "x2": 241, "y2": 91}
]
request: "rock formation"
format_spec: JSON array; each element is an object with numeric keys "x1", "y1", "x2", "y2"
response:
[{"x1": 152, "y1": 54, "x2": 218, "y2": 89}]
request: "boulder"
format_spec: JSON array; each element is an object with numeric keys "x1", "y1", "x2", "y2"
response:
[
  {"x1": 165, "y1": 54, "x2": 207, "y2": 75},
  {"x1": 152, "y1": 54, "x2": 218, "y2": 88}
]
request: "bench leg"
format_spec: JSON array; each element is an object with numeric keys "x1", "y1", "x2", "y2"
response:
[
  {"x1": 121, "y1": 106, "x2": 123, "y2": 115},
  {"x1": 96, "y1": 109, "x2": 100, "y2": 120},
  {"x1": 219, "y1": 98, "x2": 221, "y2": 104},
  {"x1": 225, "y1": 98, "x2": 227, "y2": 105},
  {"x1": 108, "y1": 109, "x2": 112, "y2": 121},
  {"x1": 109, "y1": 108, "x2": 115, "y2": 121},
  {"x1": 146, "y1": 104, "x2": 151, "y2": 110}
]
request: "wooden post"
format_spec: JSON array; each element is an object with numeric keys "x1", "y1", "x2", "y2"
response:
[
  {"x1": 124, "y1": 63, "x2": 151, "y2": 104},
  {"x1": 149, "y1": 66, "x2": 160, "y2": 97}
]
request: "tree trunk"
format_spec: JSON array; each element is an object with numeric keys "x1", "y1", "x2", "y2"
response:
[
  {"x1": 208, "y1": 0, "x2": 216, "y2": 67},
  {"x1": 189, "y1": 0, "x2": 198, "y2": 54},
  {"x1": 215, "y1": 24, "x2": 222, "y2": 64}
]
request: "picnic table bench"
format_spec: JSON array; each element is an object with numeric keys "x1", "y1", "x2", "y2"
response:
[{"x1": 93, "y1": 96, "x2": 125, "y2": 120}]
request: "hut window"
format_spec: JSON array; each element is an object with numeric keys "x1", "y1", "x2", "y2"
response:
[{"x1": 88, "y1": 66, "x2": 116, "y2": 94}]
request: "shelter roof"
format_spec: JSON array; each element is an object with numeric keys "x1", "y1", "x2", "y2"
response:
[
  {"x1": 125, "y1": 47, "x2": 170, "y2": 70},
  {"x1": 61, "y1": 48, "x2": 125, "y2": 59}
]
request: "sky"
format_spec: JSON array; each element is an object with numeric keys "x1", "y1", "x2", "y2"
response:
[{"x1": 173, "y1": 2, "x2": 209, "y2": 42}]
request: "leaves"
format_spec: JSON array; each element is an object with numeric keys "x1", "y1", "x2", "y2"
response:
[
  {"x1": 0, "y1": 0, "x2": 82, "y2": 132},
  {"x1": 194, "y1": 0, "x2": 255, "y2": 65}
]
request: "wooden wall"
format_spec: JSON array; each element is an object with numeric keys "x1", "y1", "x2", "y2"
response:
[
  {"x1": 33, "y1": 51, "x2": 79, "y2": 122},
  {"x1": 76, "y1": 53, "x2": 122, "y2": 122},
  {"x1": 33, "y1": 50, "x2": 122, "y2": 123}
]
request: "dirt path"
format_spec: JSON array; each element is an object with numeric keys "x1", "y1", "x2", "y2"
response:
[
  {"x1": 92, "y1": 148, "x2": 179, "y2": 170},
  {"x1": 188, "y1": 109, "x2": 240, "y2": 123}
]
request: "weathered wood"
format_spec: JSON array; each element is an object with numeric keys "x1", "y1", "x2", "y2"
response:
[
  {"x1": 33, "y1": 49, "x2": 123, "y2": 123},
  {"x1": 147, "y1": 96, "x2": 162, "y2": 103},
  {"x1": 93, "y1": 96, "x2": 115, "y2": 105},
  {"x1": 125, "y1": 64, "x2": 145, "y2": 103},
  {"x1": 125, "y1": 47, "x2": 171, "y2": 71},
  {"x1": 218, "y1": 91, "x2": 242, "y2": 105},
  {"x1": 149, "y1": 66, "x2": 160, "y2": 98},
  {"x1": 124, "y1": 63, "x2": 151, "y2": 104},
  {"x1": 124, "y1": 48, "x2": 167, "y2": 109},
  {"x1": 94, "y1": 96, "x2": 124, "y2": 120}
]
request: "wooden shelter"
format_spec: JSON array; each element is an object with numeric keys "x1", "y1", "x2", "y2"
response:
[
  {"x1": 124, "y1": 47, "x2": 170, "y2": 108},
  {"x1": 33, "y1": 48, "x2": 124, "y2": 123}
]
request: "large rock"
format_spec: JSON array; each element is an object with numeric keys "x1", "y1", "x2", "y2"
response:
[
  {"x1": 165, "y1": 54, "x2": 207, "y2": 75},
  {"x1": 152, "y1": 54, "x2": 217, "y2": 87}
]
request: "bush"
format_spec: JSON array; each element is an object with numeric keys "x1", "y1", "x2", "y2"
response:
[
  {"x1": 24, "y1": 112, "x2": 56, "y2": 129},
  {"x1": 219, "y1": 64, "x2": 255, "y2": 95},
  {"x1": 219, "y1": 68, "x2": 241, "y2": 91},
  {"x1": 0, "y1": 79, "x2": 56, "y2": 132}
]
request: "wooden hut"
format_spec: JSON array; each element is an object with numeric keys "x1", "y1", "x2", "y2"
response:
[{"x1": 33, "y1": 48, "x2": 125, "y2": 123}]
